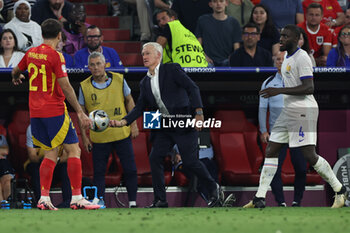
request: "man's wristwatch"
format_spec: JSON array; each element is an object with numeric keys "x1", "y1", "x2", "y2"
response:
[{"x1": 195, "y1": 110, "x2": 204, "y2": 115}]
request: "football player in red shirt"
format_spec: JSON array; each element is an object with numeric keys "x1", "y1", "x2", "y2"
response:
[{"x1": 11, "y1": 19, "x2": 100, "y2": 210}]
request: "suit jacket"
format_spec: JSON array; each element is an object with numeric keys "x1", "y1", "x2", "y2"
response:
[{"x1": 124, "y1": 63, "x2": 203, "y2": 125}]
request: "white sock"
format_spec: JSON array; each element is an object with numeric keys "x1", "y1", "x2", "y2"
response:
[
  {"x1": 313, "y1": 155, "x2": 342, "y2": 192},
  {"x1": 92, "y1": 197, "x2": 99, "y2": 204},
  {"x1": 71, "y1": 195, "x2": 83, "y2": 202},
  {"x1": 256, "y1": 158, "x2": 279, "y2": 198},
  {"x1": 129, "y1": 201, "x2": 136, "y2": 207},
  {"x1": 40, "y1": 196, "x2": 50, "y2": 202}
]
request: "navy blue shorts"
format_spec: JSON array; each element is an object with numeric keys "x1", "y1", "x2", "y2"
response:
[
  {"x1": 0, "y1": 159, "x2": 15, "y2": 177},
  {"x1": 30, "y1": 110, "x2": 79, "y2": 150}
]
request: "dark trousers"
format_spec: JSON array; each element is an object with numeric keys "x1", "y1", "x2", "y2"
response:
[
  {"x1": 27, "y1": 161, "x2": 72, "y2": 205},
  {"x1": 92, "y1": 137, "x2": 137, "y2": 201},
  {"x1": 150, "y1": 130, "x2": 216, "y2": 201},
  {"x1": 181, "y1": 157, "x2": 218, "y2": 202},
  {"x1": 270, "y1": 145, "x2": 307, "y2": 204}
]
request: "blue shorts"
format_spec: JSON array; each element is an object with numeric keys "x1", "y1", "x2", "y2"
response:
[
  {"x1": 0, "y1": 159, "x2": 15, "y2": 177},
  {"x1": 30, "y1": 110, "x2": 79, "y2": 150}
]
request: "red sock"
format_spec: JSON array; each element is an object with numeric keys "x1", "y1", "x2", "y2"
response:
[
  {"x1": 39, "y1": 158, "x2": 56, "y2": 196},
  {"x1": 67, "y1": 157, "x2": 82, "y2": 196}
]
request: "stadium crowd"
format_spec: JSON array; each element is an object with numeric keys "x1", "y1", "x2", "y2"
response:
[
  {"x1": 0, "y1": 0, "x2": 349, "y2": 68},
  {"x1": 0, "y1": 0, "x2": 349, "y2": 209}
]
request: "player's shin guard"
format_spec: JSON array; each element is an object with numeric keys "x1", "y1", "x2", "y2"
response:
[
  {"x1": 256, "y1": 158, "x2": 279, "y2": 198},
  {"x1": 313, "y1": 155, "x2": 342, "y2": 192},
  {"x1": 67, "y1": 157, "x2": 82, "y2": 195},
  {"x1": 39, "y1": 158, "x2": 56, "y2": 196}
]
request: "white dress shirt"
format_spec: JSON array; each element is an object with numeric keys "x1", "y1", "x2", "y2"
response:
[
  {"x1": 0, "y1": 51, "x2": 25, "y2": 68},
  {"x1": 147, "y1": 63, "x2": 169, "y2": 115}
]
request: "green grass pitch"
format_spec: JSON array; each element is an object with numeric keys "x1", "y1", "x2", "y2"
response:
[{"x1": 1, "y1": 207, "x2": 349, "y2": 233}]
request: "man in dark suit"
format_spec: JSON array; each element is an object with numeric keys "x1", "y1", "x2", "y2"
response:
[{"x1": 110, "y1": 42, "x2": 223, "y2": 208}]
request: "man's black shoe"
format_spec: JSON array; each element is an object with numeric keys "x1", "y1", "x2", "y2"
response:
[
  {"x1": 145, "y1": 200, "x2": 168, "y2": 208},
  {"x1": 208, "y1": 183, "x2": 223, "y2": 207},
  {"x1": 243, "y1": 196, "x2": 266, "y2": 208},
  {"x1": 253, "y1": 196, "x2": 266, "y2": 208},
  {"x1": 291, "y1": 201, "x2": 300, "y2": 207}
]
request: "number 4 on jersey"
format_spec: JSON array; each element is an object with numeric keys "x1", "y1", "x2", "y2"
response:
[{"x1": 299, "y1": 126, "x2": 305, "y2": 138}]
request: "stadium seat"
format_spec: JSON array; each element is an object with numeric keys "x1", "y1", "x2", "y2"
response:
[
  {"x1": 7, "y1": 109, "x2": 30, "y2": 177},
  {"x1": 174, "y1": 171, "x2": 189, "y2": 187},
  {"x1": 211, "y1": 110, "x2": 263, "y2": 185},
  {"x1": 280, "y1": 150, "x2": 322, "y2": 185},
  {"x1": 0, "y1": 125, "x2": 6, "y2": 136},
  {"x1": 281, "y1": 149, "x2": 297, "y2": 184}
]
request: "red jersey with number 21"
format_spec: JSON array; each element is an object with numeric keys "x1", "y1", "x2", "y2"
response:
[{"x1": 18, "y1": 44, "x2": 68, "y2": 118}]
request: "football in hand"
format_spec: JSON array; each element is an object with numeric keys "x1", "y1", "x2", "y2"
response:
[{"x1": 89, "y1": 110, "x2": 110, "y2": 132}]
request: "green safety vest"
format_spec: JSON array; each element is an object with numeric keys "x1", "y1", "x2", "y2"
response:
[{"x1": 163, "y1": 20, "x2": 208, "y2": 67}]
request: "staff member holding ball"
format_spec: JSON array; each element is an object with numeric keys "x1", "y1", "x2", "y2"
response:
[{"x1": 78, "y1": 51, "x2": 139, "y2": 208}]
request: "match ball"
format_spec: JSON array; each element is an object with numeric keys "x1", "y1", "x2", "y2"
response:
[{"x1": 89, "y1": 110, "x2": 110, "y2": 132}]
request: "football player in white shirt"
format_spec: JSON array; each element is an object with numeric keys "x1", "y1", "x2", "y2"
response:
[{"x1": 243, "y1": 24, "x2": 347, "y2": 209}]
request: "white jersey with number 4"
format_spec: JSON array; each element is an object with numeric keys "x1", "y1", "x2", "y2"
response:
[{"x1": 281, "y1": 48, "x2": 318, "y2": 110}]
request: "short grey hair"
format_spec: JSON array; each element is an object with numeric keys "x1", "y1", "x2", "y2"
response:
[
  {"x1": 143, "y1": 42, "x2": 163, "y2": 57},
  {"x1": 88, "y1": 51, "x2": 106, "y2": 65}
]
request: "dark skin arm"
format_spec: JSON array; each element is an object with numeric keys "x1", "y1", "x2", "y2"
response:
[{"x1": 259, "y1": 78, "x2": 314, "y2": 98}]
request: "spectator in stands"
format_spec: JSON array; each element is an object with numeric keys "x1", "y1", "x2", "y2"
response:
[
  {"x1": 78, "y1": 52, "x2": 138, "y2": 208},
  {"x1": 123, "y1": 0, "x2": 170, "y2": 42},
  {"x1": 297, "y1": 3, "x2": 332, "y2": 66},
  {"x1": 249, "y1": 4, "x2": 280, "y2": 57},
  {"x1": 229, "y1": 22, "x2": 273, "y2": 67},
  {"x1": 2, "y1": 0, "x2": 35, "y2": 22},
  {"x1": 25, "y1": 125, "x2": 72, "y2": 207},
  {"x1": 56, "y1": 32, "x2": 73, "y2": 68},
  {"x1": 62, "y1": 3, "x2": 88, "y2": 56},
  {"x1": 31, "y1": 0, "x2": 73, "y2": 25},
  {"x1": 303, "y1": 0, "x2": 345, "y2": 28},
  {"x1": 0, "y1": 29, "x2": 24, "y2": 68},
  {"x1": 74, "y1": 25, "x2": 124, "y2": 68},
  {"x1": 171, "y1": 0, "x2": 212, "y2": 34},
  {"x1": 226, "y1": 0, "x2": 254, "y2": 27},
  {"x1": 333, "y1": 8, "x2": 350, "y2": 40},
  {"x1": 196, "y1": 0, "x2": 241, "y2": 66},
  {"x1": 327, "y1": 25, "x2": 350, "y2": 66},
  {"x1": 155, "y1": 9, "x2": 208, "y2": 67},
  {"x1": 298, "y1": 27, "x2": 316, "y2": 67},
  {"x1": 261, "y1": 0, "x2": 304, "y2": 30},
  {"x1": 259, "y1": 51, "x2": 307, "y2": 207},
  {"x1": 4, "y1": 0, "x2": 42, "y2": 52},
  {"x1": 0, "y1": 127, "x2": 14, "y2": 202}
]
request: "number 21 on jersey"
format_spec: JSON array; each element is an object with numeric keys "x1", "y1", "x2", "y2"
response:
[{"x1": 28, "y1": 63, "x2": 55, "y2": 92}]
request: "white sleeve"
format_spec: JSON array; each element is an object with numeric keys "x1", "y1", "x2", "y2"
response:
[{"x1": 297, "y1": 52, "x2": 313, "y2": 79}]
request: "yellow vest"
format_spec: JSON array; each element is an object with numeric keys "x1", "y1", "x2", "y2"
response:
[
  {"x1": 163, "y1": 20, "x2": 208, "y2": 67},
  {"x1": 80, "y1": 72, "x2": 130, "y2": 143}
]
